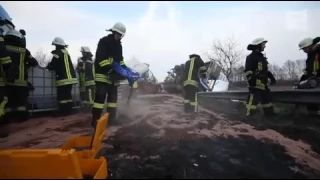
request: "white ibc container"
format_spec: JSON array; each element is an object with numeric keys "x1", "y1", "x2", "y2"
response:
[
  {"x1": 27, "y1": 67, "x2": 80, "y2": 112},
  {"x1": 206, "y1": 60, "x2": 222, "y2": 80}
]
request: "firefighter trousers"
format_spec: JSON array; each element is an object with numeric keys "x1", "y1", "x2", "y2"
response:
[
  {"x1": 5, "y1": 85, "x2": 29, "y2": 122},
  {"x1": 84, "y1": 85, "x2": 95, "y2": 108},
  {"x1": 183, "y1": 85, "x2": 199, "y2": 113},
  {"x1": 92, "y1": 82, "x2": 117, "y2": 126},
  {"x1": 80, "y1": 86, "x2": 86, "y2": 106},
  {"x1": 57, "y1": 84, "x2": 73, "y2": 115},
  {"x1": 246, "y1": 87, "x2": 274, "y2": 117}
]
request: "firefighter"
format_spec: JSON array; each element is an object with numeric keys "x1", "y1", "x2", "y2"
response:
[
  {"x1": 0, "y1": 5, "x2": 18, "y2": 137},
  {"x1": 47, "y1": 37, "x2": 77, "y2": 116},
  {"x1": 77, "y1": 46, "x2": 95, "y2": 109},
  {"x1": 298, "y1": 37, "x2": 320, "y2": 114},
  {"x1": 4, "y1": 29, "x2": 38, "y2": 122},
  {"x1": 76, "y1": 50, "x2": 86, "y2": 107},
  {"x1": 92, "y1": 22, "x2": 139, "y2": 126},
  {"x1": 182, "y1": 54, "x2": 210, "y2": 113},
  {"x1": 244, "y1": 38, "x2": 276, "y2": 118}
]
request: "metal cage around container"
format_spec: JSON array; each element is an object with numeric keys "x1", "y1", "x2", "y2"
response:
[{"x1": 27, "y1": 67, "x2": 81, "y2": 113}]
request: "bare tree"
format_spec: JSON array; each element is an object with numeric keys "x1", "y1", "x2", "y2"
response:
[
  {"x1": 283, "y1": 60, "x2": 298, "y2": 80},
  {"x1": 231, "y1": 65, "x2": 245, "y2": 82},
  {"x1": 206, "y1": 37, "x2": 244, "y2": 82},
  {"x1": 269, "y1": 64, "x2": 286, "y2": 80},
  {"x1": 295, "y1": 59, "x2": 305, "y2": 77},
  {"x1": 33, "y1": 50, "x2": 49, "y2": 67}
]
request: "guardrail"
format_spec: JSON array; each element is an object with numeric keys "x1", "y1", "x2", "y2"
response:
[{"x1": 197, "y1": 89, "x2": 320, "y2": 105}]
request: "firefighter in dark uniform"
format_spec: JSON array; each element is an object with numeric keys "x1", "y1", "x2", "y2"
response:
[
  {"x1": 0, "y1": 5, "x2": 18, "y2": 137},
  {"x1": 4, "y1": 29, "x2": 38, "y2": 122},
  {"x1": 92, "y1": 22, "x2": 139, "y2": 126},
  {"x1": 244, "y1": 38, "x2": 276, "y2": 117},
  {"x1": 76, "y1": 52, "x2": 86, "y2": 107},
  {"x1": 298, "y1": 37, "x2": 320, "y2": 114},
  {"x1": 47, "y1": 37, "x2": 77, "y2": 116},
  {"x1": 17, "y1": 29, "x2": 36, "y2": 106},
  {"x1": 182, "y1": 54, "x2": 210, "y2": 113},
  {"x1": 77, "y1": 46, "x2": 95, "y2": 108}
]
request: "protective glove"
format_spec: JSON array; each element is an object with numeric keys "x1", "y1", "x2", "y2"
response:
[
  {"x1": 111, "y1": 62, "x2": 140, "y2": 86},
  {"x1": 199, "y1": 77, "x2": 210, "y2": 91},
  {"x1": 269, "y1": 78, "x2": 276, "y2": 85},
  {"x1": 267, "y1": 71, "x2": 276, "y2": 85},
  {"x1": 127, "y1": 70, "x2": 140, "y2": 87},
  {"x1": 123, "y1": 66, "x2": 140, "y2": 86},
  {"x1": 299, "y1": 74, "x2": 308, "y2": 82},
  {"x1": 247, "y1": 76, "x2": 256, "y2": 87},
  {"x1": 27, "y1": 82, "x2": 35, "y2": 91}
]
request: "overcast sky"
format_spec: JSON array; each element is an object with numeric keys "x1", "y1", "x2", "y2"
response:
[{"x1": 2, "y1": 1, "x2": 320, "y2": 81}]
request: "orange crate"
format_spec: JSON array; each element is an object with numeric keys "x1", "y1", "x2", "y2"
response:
[
  {"x1": 61, "y1": 113, "x2": 109, "y2": 159},
  {"x1": 0, "y1": 149, "x2": 108, "y2": 179}
]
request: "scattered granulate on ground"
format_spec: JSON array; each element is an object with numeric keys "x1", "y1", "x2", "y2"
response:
[{"x1": 1, "y1": 94, "x2": 320, "y2": 178}]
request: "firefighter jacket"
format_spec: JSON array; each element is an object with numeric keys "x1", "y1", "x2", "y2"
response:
[
  {"x1": 244, "y1": 51, "x2": 275, "y2": 90},
  {"x1": 183, "y1": 54, "x2": 207, "y2": 88},
  {"x1": 94, "y1": 34, "x2": 127, "y2": 86},
  {"x1": 77, "y1": 55, "x2": 95, "y2": 87},
  {"x1": 47, "y1": 48, "x2": 77, "y2": 87},
  {"x1": 305, "y1": 43, "x2": 320, "y2": 77},
  {"x1": 4, "y1": 39, "x2": 38, "y2": 87},
  {"x1": 0, "y1": 35, "x2": 13, "y2": 87}
]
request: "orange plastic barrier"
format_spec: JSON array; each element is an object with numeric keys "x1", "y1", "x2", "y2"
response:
[
  {"x1": 0, "y1": 113, "x2": 110, "y2": 179},
  {"x1": 0, "y1": 149, "x2": 107, "y2": 179},
  {"x1": 61, "y1": 113, "x2": 108, "y2": 159}
]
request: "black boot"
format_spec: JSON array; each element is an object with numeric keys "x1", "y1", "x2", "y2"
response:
[{"x1": 184, "y1": 103, "x2": 193, "y2": 113}]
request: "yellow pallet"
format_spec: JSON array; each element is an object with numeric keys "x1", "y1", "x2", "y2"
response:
[
  {"x1": 61, "y1": 113, "x2": 109, "y2": 159},
  {"x1": 0, "y1": 149, "x2": 107, "y2": 179}
]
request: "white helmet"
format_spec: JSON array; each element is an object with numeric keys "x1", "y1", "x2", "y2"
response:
[
  {"x1": 298, "y1": 37, "x2": 313, "y2": 49},
  {"x1": 80, "y1": 46, "x2": 91, "y2": 53},
  {"x1": 52, "y1": 37, "x2": 67, "y2": 46},
  {"x1": 108, "y1": 22, "x2": 126, "y2": 36},
  {"x1": 251, "y1": 38, "x2": 268, "y2": 45},
  {"x1": 0, "y1": 5, "x2": 15, "y2": 35},
  {"x1": 5, "y1": 29, "x2": 23, "y2": 39}
]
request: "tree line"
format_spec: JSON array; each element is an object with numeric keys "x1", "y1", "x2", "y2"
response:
[{"x1": 206, "y1": 36, "x2": 305, "y2": 83}]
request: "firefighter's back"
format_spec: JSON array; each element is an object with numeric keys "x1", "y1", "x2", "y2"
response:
[{"x1": 51, "y1": 49, "x2": 77, "y2": 85}]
